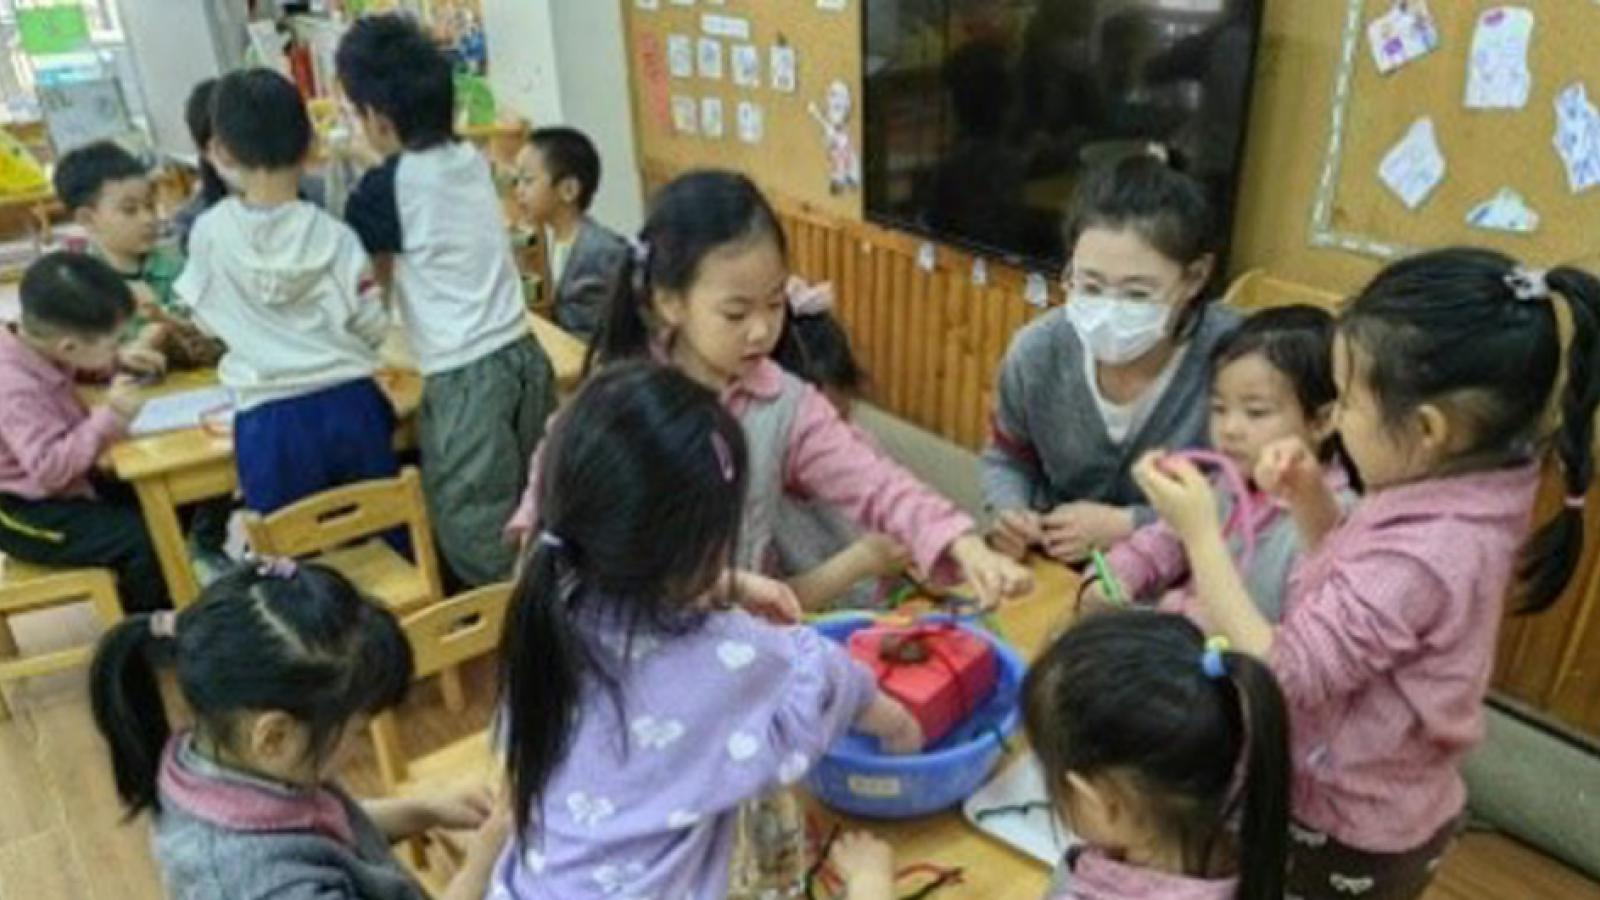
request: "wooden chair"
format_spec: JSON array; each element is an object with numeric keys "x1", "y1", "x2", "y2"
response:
[
  {"x1": 372, "y1": 582, "x2": 511, "y2": 893},
  {"x1": 241, "y1": 468, "x2": 462, "y2": 708},
  {"x1": 1222, "y1": 268, "x2": 1346, "y2": 314},
  {"x1": 0, "y1": 555, "x2": 123, "y2": 721}
]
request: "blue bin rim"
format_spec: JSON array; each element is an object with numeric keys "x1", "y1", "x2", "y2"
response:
[{"x1": 809, "y1": 613, "x2": 1026, "y2": 764}]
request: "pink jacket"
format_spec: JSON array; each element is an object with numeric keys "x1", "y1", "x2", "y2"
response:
[
  {"x1": 1053, "y1": 848, "x2": 1236, "y2": 900},
  {"x1": 1271, "y1": 465, "x2": 1538, "y2": 852},
  {"x1": 0, "y1": 326, "x2": 125, "y2": 500},
  {"x1": 506, "y1": 358, "x2": 973, "y2": 576}
]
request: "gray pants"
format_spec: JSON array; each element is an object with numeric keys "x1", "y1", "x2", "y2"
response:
[{"x1": 420, "y1": 335, "x2": 555, "y2": 586}]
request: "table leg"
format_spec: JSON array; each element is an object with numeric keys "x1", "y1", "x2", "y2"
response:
[{"x1": 132, "y1": 477, "x2": 200, "y2": 607}]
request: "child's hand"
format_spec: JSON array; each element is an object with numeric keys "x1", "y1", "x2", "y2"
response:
[
  {"x1": 830, "y1": 831, "x2": 895, "y2": 900},
  {"x1": 117, "y1": 342, "x2": 167, "y2": 377},
  {"x1": 731, "y1": 571, "x2": 803, "y2": 625},
  {"x1": 855, "y1": 692, "x2": 924, "y2": 755},
  {"x1": 949, "y1": 534, "x2": 1034, "y2": 609},
  {"x1": 1132, "y1": 453, "x2": 1220, "y2": 544},
  {"x1": 850, "y1": 533, "x2": 911, "y2": 579},
  {"x1": 1255, "y1": 437, "x2": 1325, "y2": 504},
  {"x1": 106, "y1": 375, "x2": 146, "y2": 422},
  {"x1": 988, "y1": 509, "x2": 1041, "y2": 560},
  {"x1": 422, "y1": 783, "x2": 496, "y2": 831},
  {"x1": 1040, "y1": 502, "x2": 1134, "y2": 564}
]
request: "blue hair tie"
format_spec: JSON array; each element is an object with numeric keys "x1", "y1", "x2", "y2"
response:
[{"x1": 1201, "y1": 635, "x2": 1231, "y2": 680}]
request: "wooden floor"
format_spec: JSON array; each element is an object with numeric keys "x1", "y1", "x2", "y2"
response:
[{"x1": 1, "y1": 602, "x2": 1597, "y2": 899}]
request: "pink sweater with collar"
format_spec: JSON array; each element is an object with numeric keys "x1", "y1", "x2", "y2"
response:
[
  {"x1": 1270, "y1": 465, "x2": 1538, "y2": 852},
  {"x1": 507, "y1": 358, "x2": 973, "y2": 576},
  {"x1": 0, "y1": 326, "x2": 125, "y2": 500}
]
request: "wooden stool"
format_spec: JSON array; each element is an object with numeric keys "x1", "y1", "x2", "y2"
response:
[{"x1": 0, "y1": 556, "x2": 124, "y2": 721}]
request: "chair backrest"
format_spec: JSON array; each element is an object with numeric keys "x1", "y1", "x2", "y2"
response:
[
  {"x1": 1221, "y1": 268, "x2": 1345, "y2": 314},
  {"x1": 240, "y1": 467, "x2": 442, "y2": 596},
  {"x1": 369, "y1": 581, "x2": 513, "y2": 790}
]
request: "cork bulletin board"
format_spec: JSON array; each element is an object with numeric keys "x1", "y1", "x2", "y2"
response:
[
  {"x1": 1311, "y1": 0, "x2": 1600, "y2": 268},
  {"x1": 621, "y1": 0, "x2": 864, "y2": 220}
]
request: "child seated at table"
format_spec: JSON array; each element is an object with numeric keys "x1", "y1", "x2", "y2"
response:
[
  {"x1": 511, "y1": 126, "x2": 629, "y2": 340},
  {"x1": 53, "y1": 141, "x2": 224, "y2": 372},
  {"x1": 176, "y1": 69, "x2": 398, "y2": 516},
  {"x1": 770, "y1": 280, "x2": 910, "y2": 611},
  {"x1": 0, "y1": 252, "x2": 169, "y2": 612}
]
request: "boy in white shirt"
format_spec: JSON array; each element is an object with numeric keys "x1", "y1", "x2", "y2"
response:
[
  {"x1": 176, "y1": 69, "x2": 398, "y2": 515},
  {"x1": 339, "y1": 14, "x2": 556, "y2": 586}
]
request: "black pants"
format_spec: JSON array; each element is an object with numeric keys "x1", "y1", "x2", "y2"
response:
[{"x1": 0, "y1": 484, "x2": 170, "y2": 612}]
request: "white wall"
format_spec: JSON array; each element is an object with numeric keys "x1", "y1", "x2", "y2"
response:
[
  {"x1": 484, "y1": 0, "x2": 644, "y2": 234},
  {"x1": 115, "y1": 0, "x2": 234, "y2": 157}
]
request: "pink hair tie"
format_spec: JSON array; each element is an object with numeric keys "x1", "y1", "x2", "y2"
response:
[
  {"x1": 255, "y1": 556, "x2": 299, "y2": 579},
  {"x1": 785, "y1": 276, "x2": 835, "y2": 318},
  {"x1": 148, "y1": 611, "x2": 178, "y2": 639}
]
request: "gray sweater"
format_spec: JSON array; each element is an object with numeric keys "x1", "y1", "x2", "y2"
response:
[
  {"x1": 981, "y1": 305, "x2": 1240, "y2": 525},
  {"x1": 153, "y1": 735, "x2": 424, "y2": 900}
]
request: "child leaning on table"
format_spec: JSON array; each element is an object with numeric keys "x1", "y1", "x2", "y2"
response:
[{"x1": 0, "y1": 252, "x2": 168, "y2": 612}]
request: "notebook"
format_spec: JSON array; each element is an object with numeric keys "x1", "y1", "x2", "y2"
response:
[
  {"x1": 962, "y1": 752, "x2": 1077, "y2": 867},
  {"x1": 128, "y1": 386, "x2": 235, "y2": 437}
]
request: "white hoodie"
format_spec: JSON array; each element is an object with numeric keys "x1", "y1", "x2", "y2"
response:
[{"x1": 177, "y1": 199, "x2": 388, "y2": 411}]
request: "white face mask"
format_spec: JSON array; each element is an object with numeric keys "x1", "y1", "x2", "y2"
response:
[{"x1": 1064, "y1": 291, "x2": 1172, "y2": 365}]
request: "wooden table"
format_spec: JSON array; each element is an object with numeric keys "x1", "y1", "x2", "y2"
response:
[
  {"x1": 379, "y1": 313, "x2": 588, "y2": 394},
  {"x1": 806, "y1": 561, "x2": 1080, "y2": 899},
  {"x1": 96, "y1": 369, "x2": 422, "y2": 608}
]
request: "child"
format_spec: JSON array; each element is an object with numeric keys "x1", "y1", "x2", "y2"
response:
[
  {"x1": 832, "y1": 612, "x2": 1290, "y2": 900},
  {"x1": 512, "y1": 126, "x2": 630, "y2": 340},
  {"x1": 770, "y1": 279, "x2": 910, "y2": 610},
  {"x1": 52, "y1": 141, "x2": 224, "y2": 372},
  {"x1": 508, "y1": 169, "x2": 1031, "y2": 607},
  {"x1": 175, "y1": 69, "x2": 398, "y2": 516},
  {"x1": 0, "y1": 252, "x2": 167, "y2": 612},
  {"x1": 493, "y1": 362, "x2": 923, "y2": 898},
  {"x1": 1088, "y1": 305, "x2": 1350, "y2": 622},
  {"x1": 89, "y1": 562, "x2": 508, "y2": 900},
  {"x1": 1133, "y1": 248, "x2": 1600, "y2": 899},
  {"x1": 172, "y1": 78, "x2": 228, "y2": 254},
  {"x1": 983, "y1": 150, "x2": 1239, "y2": 565},
  {"x1": 338, "y1": 14, "x2": 556, "y2": 587}
]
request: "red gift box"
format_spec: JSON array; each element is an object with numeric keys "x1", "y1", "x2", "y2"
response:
[{"x1": 848, "y1": 624, "x2": 998, "y2": 746}]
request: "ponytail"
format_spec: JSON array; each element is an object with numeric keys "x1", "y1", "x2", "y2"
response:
[
  {"x1": 1215, "y1": 651, "x2": 1290, "y2": 900},
  {"x1": 89, "y1": 611, "x2": 178, "y2": 817},
  {"x1": 1520, "y1": 266, "x2": 1600, "y2": 613},
  {"x1": 500, "y1": 541, "x2": 590, "y2": 837},
  {"x1": 585, "y1": 244, "x2": 652, "y2": 376}
]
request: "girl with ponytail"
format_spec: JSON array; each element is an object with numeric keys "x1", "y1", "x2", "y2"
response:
[
  {"x1": 90, "y1": 563, "x2": 506, "y2": 900},
  {"x1": 1133, "y1": 247, "x2": 1600, "y2": 897}
]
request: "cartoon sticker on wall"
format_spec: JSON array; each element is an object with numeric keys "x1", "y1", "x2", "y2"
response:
[{"x1": 808, "y1": 79, "x2": 860, "y2": 194}]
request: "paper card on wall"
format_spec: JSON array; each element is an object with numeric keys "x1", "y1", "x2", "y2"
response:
[
  {"x1": 1553, "y1": 82, "x2": 1600, "y2": 193},
  {"x1": 1367, "y1": 0, "x2": 1438, "y2": 76},
  {"x1": 917, "y1": 242, "x2": 937, "y2": 272},
  {"x1": 669, "y1": 0, "x2": 695, "y2": 6},
  {"x1": 17, "y1": 5, "x2": 91, "y2": 56},
  {"x1": 737, "y1": 101, "x2": 764, "y2": 144},
  {"x1": 637, "y1": 33, "x2": 673, "y2": 131},
  {"x1": 771, "y1": 42, "x2": 798, "y2": 94},
  {"x1": 972, "y1": 259, "x2": 989, "y2": 287},
  {"x1": 1464, "y1": 6, "x2": 1533, "y2": 110},
  {"x1": 1378, "y1": 117, "x2": 1445, "y2": 209},
  {"x1": 1466, "y1": 187, "x2": 1539, "y2": 233},
  {"x1": 701, "y1": 97, "x2": 726, "y2": 138},
  {"x1": 732, "y1": 45, "x2": 762, "y2": 89},
  {"x1": 697, "y1": 38, "x2": 724, "y2": 80},
  {"x1": 702, "y1": 14, "x2": 750, "y2": 41},
  {"x1": 1024, "y1": 273, "x2": 1050, "y2": 308},
  {"x1": 671, "y1": 95, "x2": 699, "y2": 135},
  {"x1": 635, "y1": 0, "x2": 659, "y2": 9},
  {"x1": 668, "y1": 35, "x2": 694, "y2": 79},
  {"x1": 818, "y1": 0, "x2": 848, "y2": 10}
]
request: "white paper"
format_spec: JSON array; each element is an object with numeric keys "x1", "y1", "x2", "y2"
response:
[
  {"x1": 635, "y1": 0, "x2": 659, "y2": 9},
  {"x1": 671, "y1": 95, "x2": 699, "y2": 134},
  {"x1": 1464, "y1": 6, "x2": 1533, "y2": 110},
  {"x1": 696, "y1": 37, "x2": 724, "y2": 80},
  {"x1": 972, "y1": 259, "x2": 989, "y2": 287},
  {"x1": 128, "y1": 387, "x2": 235, "y2": 437},
  {"x1": 700, "y1": 96, "x2": 725, "y2": 138},
  {"x1": 770, "y1": 43, "x2": 798, "y2": 94},
  {"x1": 668, "y1": 0, "x2": 694, "y2": 5},
  {"x1": 817, "y1": 0, "x2": 848, "y2": 10},
  {"x1": 1466, "y1": 187, "x2": 1539, "y2": 233},
  {"x1": 1024, "y1": 273, "x2": 1050, "y2": 308},
  {"x1": 667, "y1": 35, "x2": 694, "y2": 79},
  {"x1": 1367, "y1": 0, "x2": 1438, "y2": 76},
  {"x1": 917, "y1": 242, "x2": 936, "y2": 272},
  {"x1": 736, "y1": 101, "x2": 763, "y2": 144},
  {"x1": 701, "y1": 13, "x2": 750, "y2": 41},
  {"x1": 1553, "y1": 82, "x2": 1600, "y2": 194},
  {"x1": 1378, "y1": 117, "x2": 1446, "y2": 209},
  {"x1": 962, "y1": 754, "x2": 1076, "y2": 867},
  {"x1": 732, "y1": 44, "x2": 761, "y2": 89}
]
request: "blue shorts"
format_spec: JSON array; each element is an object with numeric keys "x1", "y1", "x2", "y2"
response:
[{"x1": 234, "y1": 378, "x2": 399, "y2": 515}]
